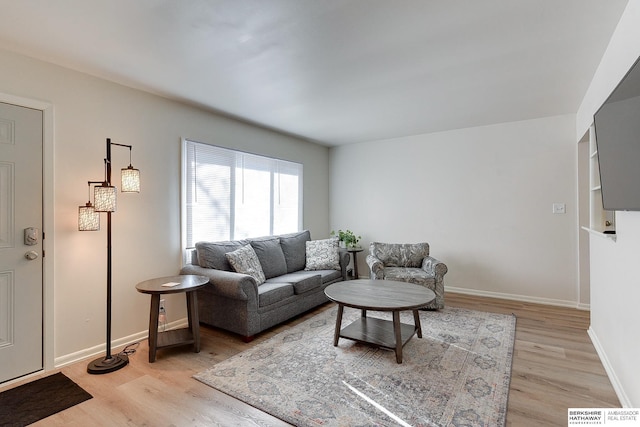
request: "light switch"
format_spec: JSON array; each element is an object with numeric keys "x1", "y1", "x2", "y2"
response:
[{"x1": 552, "y1": 203, "x2": 566, "y2": 214}]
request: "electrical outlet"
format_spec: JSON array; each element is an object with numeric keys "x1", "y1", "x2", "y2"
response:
[
  {"x1": 552, "y1": 203, "x2": 566, "y2": 214},
  {"x1": 158, "y1": 299, "x2": 167, "y2": 324}
]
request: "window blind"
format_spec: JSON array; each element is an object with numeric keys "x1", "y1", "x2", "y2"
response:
[{"x1": 182, "y1": 139, "x2": 303, "y2": 251}]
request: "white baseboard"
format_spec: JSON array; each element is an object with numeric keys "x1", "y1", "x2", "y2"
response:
[
  {"x1": 588, "y1": 327, "x2": 631, "y2": 407},
  {"x1": 54, "y1": 318, "x2": 189, "y2": 368},
  {"x1": 445, "y1": 286, "x2": 590, "y2": 311},
  {"x1": 576, "y1": 302, "x2": 591, "y2": 311}
]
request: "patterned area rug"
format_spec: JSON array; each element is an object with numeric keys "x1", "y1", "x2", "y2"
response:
[{"x1": 195, "y1": 306, "x2": 515, "y2": 426}]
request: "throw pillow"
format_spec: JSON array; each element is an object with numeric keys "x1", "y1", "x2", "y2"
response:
[
  {"x1": 305, "y1": 238, "x2": 340, "y2": 271},
  {"x1": 196, "y1": 240, "x2": 248, "y2": 270},
  {"x1": 248, "y1": 236, "x2": 287, "y2": 279},
  {"x1": 280, "y1": 230, "x2": 311, "y2": 272},
  {"x1": 225, "y1": 244, "x2": 266, "y2": 285}
]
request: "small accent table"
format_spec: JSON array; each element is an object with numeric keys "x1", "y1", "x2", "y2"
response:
[
  {"x1": 135, "y1": 274, "x2": 209, "y2": 362},
  {"x1": 324, "y1": 279, "x2": 435, "y2": 363},
  {"x1": 346, "y1": 247, "x2": 364, "y2": 279}
]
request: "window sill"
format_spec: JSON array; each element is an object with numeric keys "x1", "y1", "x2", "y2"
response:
[{"x1": 581, "y1": 226, "x2": 617, "y2": 242}]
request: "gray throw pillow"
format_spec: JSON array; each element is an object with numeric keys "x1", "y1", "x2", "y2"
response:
[
  {"x1": 249, "y1": 236, "x2": 287, "y2": 279},
  {"x1": 196, "y1": 240, "x2": 248, "y2": 270},
  {"x1": 225, "y1": 244, "x2": 266, "y2": 285},
  {"x1": 280, "y1": 230, "x2": 311, "y2": 272}
]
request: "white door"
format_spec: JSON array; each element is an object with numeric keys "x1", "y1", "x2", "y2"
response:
[{"x1": 0, "y1": 102, "x2": 43, "y2": 384}]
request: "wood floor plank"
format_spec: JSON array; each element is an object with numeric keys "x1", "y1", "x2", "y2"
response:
[{"x1": 1, "y1": 291, "x2": 620, "y2": 426}]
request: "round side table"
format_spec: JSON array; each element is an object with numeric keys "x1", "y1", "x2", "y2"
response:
[{"x1": 135, "y1": 274, "x2": 208, "y2": 362}]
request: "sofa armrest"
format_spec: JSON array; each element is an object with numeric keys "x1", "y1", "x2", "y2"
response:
[
  {"x1": 180, "y1": 264, "x2": 258, "y2": 301},
  {"x1": 421, "y1": 256, "x2": 448, "y2": 279},
  {"x1": 366, "y1": 254, "x2": 384, "y2": 279}
]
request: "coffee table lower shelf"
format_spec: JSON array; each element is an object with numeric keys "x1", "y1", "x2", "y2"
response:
[
  {"x1": 338, "y1": 316, "x2": 419, "y2": 363},
  {"x1": 325, "y1": 280, "x2": 434, "y2": 364}
]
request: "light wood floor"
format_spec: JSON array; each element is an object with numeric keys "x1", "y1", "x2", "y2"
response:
[{"x1": 2, "y1": 292, "x2": 620, "y2": 426}]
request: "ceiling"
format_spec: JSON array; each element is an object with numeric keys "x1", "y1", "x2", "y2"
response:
[{"x1": 0, "y1": 0, "x2": 629, "y2": 146}]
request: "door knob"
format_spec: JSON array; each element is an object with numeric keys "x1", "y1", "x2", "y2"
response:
[{"x1": 25, "y1": 251, "x2": 39, "y2": 260}]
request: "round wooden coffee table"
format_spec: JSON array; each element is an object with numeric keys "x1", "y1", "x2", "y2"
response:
[
  {"x1": 324, "y1": 279, "x2": 435, "y2": 363},
  {"x1": 136, "y1": 274, "x2": 209, "y2": 362}
]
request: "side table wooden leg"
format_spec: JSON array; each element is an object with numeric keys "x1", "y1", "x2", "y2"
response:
[
  {"x1": 353, "y1": 256, "x2": 359, "y2": 279},
  {"x1": 148, "y1": 294, "x2": 160, "y2": 363},
  {"x1": 333, "y1": 304, "x2": 344, "y2": 346},
  {"x1": 393, "y1": 311, "x2": 403, "y2": 363},
  {"x1": 187, "y1": 290, "x2": 201, "y2": 353},
  {"x1": 413, "y1": 309, "x2": 423, "y2": 338}
]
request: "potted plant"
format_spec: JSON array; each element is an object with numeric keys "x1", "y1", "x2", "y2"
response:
[{"x1": 331, "y1": 229, "x2": 362, "y2": 249}]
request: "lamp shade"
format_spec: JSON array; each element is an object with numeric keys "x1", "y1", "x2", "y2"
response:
[
  {"x1": 78, "y1": 203, "x2": 100, "y2": 231},
  {"x1": 94, "y1": 184, "x2": 117, "y2": 212},
  {"x1": 121, "y1": 166, "x2": 140, "y2": 193}
]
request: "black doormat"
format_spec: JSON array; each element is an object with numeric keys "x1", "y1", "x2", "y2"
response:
[{"x1": 0, "y1": 372, "x2": 92, "y2": 426}]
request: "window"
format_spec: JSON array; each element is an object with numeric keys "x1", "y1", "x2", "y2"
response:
[{"x1": 181, "y1": 139, "x2": 303, "y2": 253}]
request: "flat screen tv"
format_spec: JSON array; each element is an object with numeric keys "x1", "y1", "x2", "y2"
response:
[{"x1": 593, "y1": 55, "x2": 640, "y2": 211}]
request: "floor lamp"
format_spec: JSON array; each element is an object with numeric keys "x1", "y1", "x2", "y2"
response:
[{"x1": 78, "y1": 138, "x2": 140, "y2": 374}]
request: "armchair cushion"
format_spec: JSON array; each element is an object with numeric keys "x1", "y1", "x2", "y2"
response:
[{"x1": 383, "y1": 267, "x2": 436, "y2": 287}]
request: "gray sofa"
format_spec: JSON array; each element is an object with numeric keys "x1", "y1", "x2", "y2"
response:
[{"x1": 180, "y1": 230, "x2": 348, "y2": 341}]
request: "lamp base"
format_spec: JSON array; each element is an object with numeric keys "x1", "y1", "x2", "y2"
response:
[{"x1": 87, "y1": 354, "x2": 129, "y2": 375}]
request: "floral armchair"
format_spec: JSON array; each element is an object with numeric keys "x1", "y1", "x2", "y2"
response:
[{"x1": 366, "y1": 242, "x2": 447, "y2": 309}]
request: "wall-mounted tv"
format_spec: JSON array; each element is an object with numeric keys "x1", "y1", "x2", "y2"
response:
[{"x1": 593, "y1": 55, "x2": 640, "y2": 211}]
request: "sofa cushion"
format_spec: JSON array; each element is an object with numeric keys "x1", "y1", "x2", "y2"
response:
[
  {"x1": 264, "y1": 272, "x2": 322, "y2": 294},
  {"x1": 316, "y1": 269, "x2": 342, "y2": 283},
  {"x1": 248, "y1": 236, "x2": 288, "y2": 279},
  {"x1": 225, "y1": 244, "x2": 266, "y2": 285},
  {"x1": 292, "y1": 274, "x2": 322, "y2": 294},
  {"x1": 305, "y1": 238, "x2": 340, "y2": 271},
  {"x1": 279, "y1": 230, "x2": 311, "y2": 273},
  {"x1": 196, "y1": 240, "x2": 248, "y2": 271},
  {"x1": 258, "y1": 282, "x2": 294, "y2": 307}
]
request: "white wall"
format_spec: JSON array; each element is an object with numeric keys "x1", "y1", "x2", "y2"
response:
[
  {"x1": 576, "y1": 1, "x2": 640, "y2": 408},
  {"x1": 0, "y1": 49, "x2": 332, "y2": 364},
  {"x1": 330, "y1": 114, "x2": 579, "y2": 305}
]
